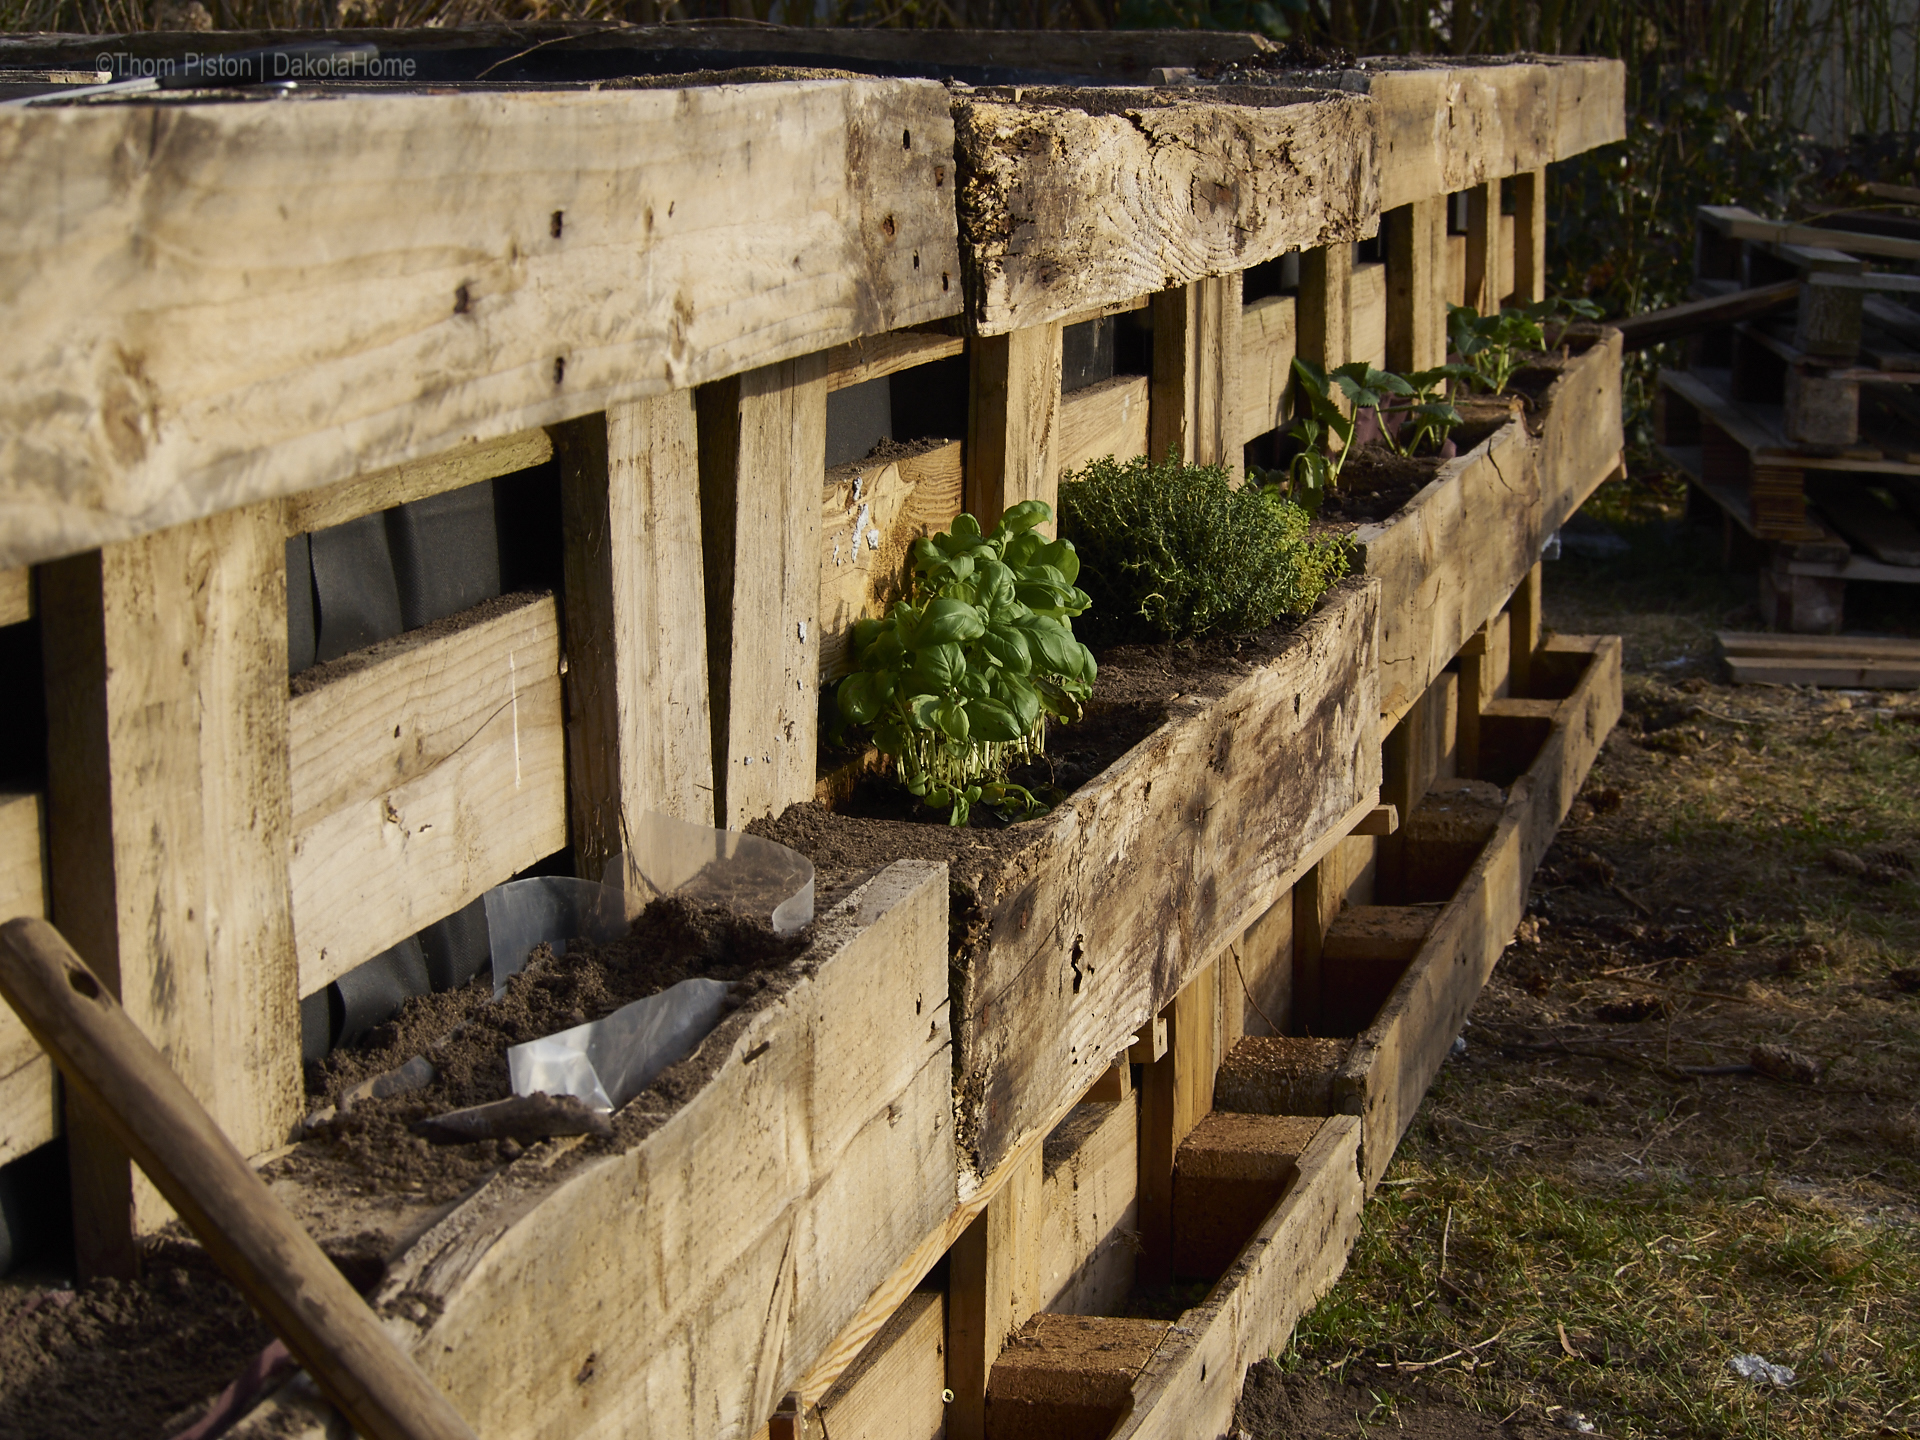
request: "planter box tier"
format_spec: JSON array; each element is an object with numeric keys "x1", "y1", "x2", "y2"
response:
[
  {"x1": 228, "y1": 860, "x2": 952, "y2": 1440},
  {"x1": 762, "y1": 578, "x2": 1379, "y2": 1191}
]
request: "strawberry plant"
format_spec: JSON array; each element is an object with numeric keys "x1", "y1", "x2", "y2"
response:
[
  {"x1": 835, "y1": 500, "x2": 1096, "y2": 827},
  {"x1": 1447, "y1": 298, "x2": 1601, "y2": 395},
  {"x1": 1283, "y1": 357, "x2": 1416, "y2": 509},
  {"x1": 1394, "y1": 364, "x2": 1474, "y2": 455}
]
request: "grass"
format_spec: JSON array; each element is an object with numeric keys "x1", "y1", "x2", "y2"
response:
[{"x1": 1269, "y1": 475, "x2": 1920, "y2": 1439}]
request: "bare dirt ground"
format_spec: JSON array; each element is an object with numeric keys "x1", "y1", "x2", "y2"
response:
[{"x1": 1238, "y1": 477, "x2": 1920, "y2": 1440}]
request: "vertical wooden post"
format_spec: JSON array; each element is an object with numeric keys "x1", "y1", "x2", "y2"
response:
[
  {"x1": 1464, "y1": 180, "x2": 1501, "y2": 314},
  {"x1": 1385, "y1": 198, "x2": 1447, "y2": 374},
  {"x1": 1507, "y1": 561, "x2": 1543, "y2": 697},
  {"x1": 697, "y1": 353, "x2": 829, "y2": 831},
  {"x1": 1137, "y1": 960, "x2": 1218, "y2": 1286},
  {"x1": 1298, "y1": 243, "x2": 1353, "y2": 375},
  {"x1": 1149, "y1": 273, "x2": 1242, "y2": 478},
  {"x1": 41, "y1": 504, "x2": 301, "y2": 1278},
  {"x1": 555, "y1": 392, "x2": 714, "y2": 879},
  {"x1": 1512, "y1": 169, "x2": 1548, "y2": 306},
  {"x1": 947, "y1": 1145, "x2": 1041, "y2": 1440},
  {"x1": 967, "y1": 323, "x2": 1063, "y2": 532}
]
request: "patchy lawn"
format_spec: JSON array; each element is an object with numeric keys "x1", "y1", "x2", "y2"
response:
[{"x1": 1239, "y1": 481, "x2": 1920, "y2": 1439}]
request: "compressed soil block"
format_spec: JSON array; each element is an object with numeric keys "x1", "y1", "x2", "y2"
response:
[
  {"x1": 1320, "y1": 905, "x2": 1440, "y2": 1035},
  {"x1": 985, "y1": 1313, "x2": 1171, "y2": 1440},
  {"x1": 1213, "y1": 1035, "x2": 1351, "y2": 1117},
  {"x1": 1172, "y1": 1112, "x2": 1321, "y2": 1280}
]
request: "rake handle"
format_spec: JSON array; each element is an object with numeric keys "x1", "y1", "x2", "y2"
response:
[{"x1": 0, "y1": 916, "x2": 478, "y2": 1440}]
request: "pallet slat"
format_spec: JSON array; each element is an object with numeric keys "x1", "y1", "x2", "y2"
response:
[
  {"x1": 1056, "y1": 373, "x2": 1151, "y2": 479},
  {"x1": 0, "y1": 790, "x2": 54, "y2": 1168},
  {"x1": 288, "y1": 592, "x2": 566, "y2": 994}
]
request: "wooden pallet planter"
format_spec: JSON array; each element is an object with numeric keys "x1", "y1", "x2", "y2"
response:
[{"x1": 235, "y1": 860, "x2": 952, "y2": 1440}]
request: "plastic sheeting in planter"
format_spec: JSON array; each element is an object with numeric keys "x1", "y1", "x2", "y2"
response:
[{"x1": 492, "y1": 813, "x2": 814, "y2": 1112}]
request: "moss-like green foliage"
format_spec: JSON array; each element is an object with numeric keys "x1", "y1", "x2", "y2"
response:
[{"x1": 1057, "y1": 451, "x2": 1352, "y2": 648}]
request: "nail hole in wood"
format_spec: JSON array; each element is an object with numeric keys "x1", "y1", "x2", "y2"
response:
[
  {"x1": 453, "y1": 283, "x2": 471, "y2": 315},
  {"x1": 68, "y1": 969, "x2": 99, "y2": 999},
  {"x1": 902, "y1": 128, "x2": 911, "y2": 148},
  {"x1": 553, "y1": 357, "x2": 566, "y2": 385},
  {"x1": 551, "y1": 210, "x2": 564, "y2": 239}
]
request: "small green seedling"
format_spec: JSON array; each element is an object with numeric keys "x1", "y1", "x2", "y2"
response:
[
  {"x1": 835, "y1": 500, "x2": 1096, "y2": 827},
  {"x1": 1284, "y1": 358, "x2": 1415, "y2": 508},
  {"x1": 1447, "y1": 303, "x2": 1545, "y2": 395},
  {"x1": 1394, "y1": 364, "x2": 1474, "y2": 455}
]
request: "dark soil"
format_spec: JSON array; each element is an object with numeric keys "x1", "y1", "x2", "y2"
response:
[
  {"x1": 1320, "y1": 443, "x2": 1445, "y2": 523},
  {"x1": 1236, "y1": 1361, "x2": 1568, "y2": 1438},
  {"x1": 287, "y1": 895, "x2": 811, "y2": 1204},
  {"x1": 752, "y1": 598, "x2": 1339, "y2": 915},
  {"x1": 0, "y1": 1257, "x2": 272, "y2": 1440}
]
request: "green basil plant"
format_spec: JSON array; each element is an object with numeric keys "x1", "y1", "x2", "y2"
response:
[{"x1": 835, "y1": 499, "x2": 1097, "y2": 827}]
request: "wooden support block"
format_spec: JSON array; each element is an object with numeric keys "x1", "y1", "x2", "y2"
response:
[
  {"x1": 1172, "y1": 1112, "x2": 1320, "y2": 1279},
  {"x1": 1036, "y1": 1096, "x2": 1139, "y2": 1315},
  {"x1": 1784, "y1": 369, "x2": 1859, "y2": 446},
  {"x1": 1298, "y1": 242, "x2": 1353, "y2": 374},
  {"x1": 1138, "y1": 962, "x2": 1217, "y2": 1286},
  {"x1": 0, "y1": 567, "x2": 29, "y2": 627},
  {"x1": 1127, "y1": 1015, "x2": 1168, "y2": 1065},
  {"x1": 1085, "y1": 1060, "x2": 1132, "y2": 1103},
  {"x1": 0, "y1": 790, "x2": 55, "y2": 1168},
  {"x1": 41, "y1": 503, "x2": 300, "y2": 1276},
  {"x1": 1385, "y1": 197, "x2": 1446, "y2": 373},
  {"x1": 1398, "y1": 777, "x2": 1506, "y2": 903},
  {"x1": 968, "y1": 324, "x2": 1064, "y2": 532},
  {"x1": 698, "y1": 351, "x2": 829, "y2": 830},
  {"x1": 1214, "y1": 1035, "x2": 1349, "y2": 1118},
  {"x1": 1464, "y1": 181, "x2": 1501, "y2": 314},
  {"x1": 985, "y1": 1314, "x2": 1170, "y2": 1440},
  {"x1": 1511, "y1": 169, "x2": 1548, "y2": 306},
  {"x1": 1505, "y1": 562, "x2": 1543, "y2": 699},
  {"x1": 1149, "y1": 273, "x2": 1241, "y2": 476},
  {"x1": 555, "y1": 393, "x2": 713, "y2": 880},
  {"x1": 288, "y1": 596, "x2": 565, "y2": 993},
  {"x1": 1354, "y1": 804, "x2": 1399, "y2": 837},
  {"x1": 814, "y1": 1291, "x2": 946, "y2": 1440},
  {"x1": 949, "y1": 1145, "x2": 1044, "y2": 1440},
  {"x1": 1351, "y1": 261, "x2": 1388, "y2": 370},
  {"x1": 1795, "y1": 276, "x2": 1865, "y2": 360}
]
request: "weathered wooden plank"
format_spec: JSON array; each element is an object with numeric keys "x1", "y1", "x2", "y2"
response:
[
  {"x1": 949, "y1": 1143, "x2": 1042, "y2": 1440},
  {"x1": 1357, "y1": 418, "x2": 1537, "y2": 730},
  {"x1": 0, "y1": 789, "x2": 54, "y2": 1168},
  {"x1": 956, "y1": 579, "x2": 1381, "y2": 1187},
  {"x1": 1035, "y1": 1096, "x2": 1138, "y2": 1316},
  {"x1": 1351, "y1": 259, "x2": 1388, "y2": 370},
  {"x1": 1112, "y1": 1116, "x2": 1365, "y2": 1440},
  {"x1": 1464, "y1": 180, "x2": 1501, "y2": 314},
  {"x1": 237, "y1": 860, "x2": 953, "y2": 1440},
  {"x1": 283, "y1": 428, "x2": 553, "y2": 538},
  {"x1": 954, "y1": 89, "x2": 1377, "y2": 334},
  {"x1": 555, "y1": 394, "x2": 712, "y2": 881},
  {"x1": 1152, "y1": 273, "x2": 1243, "y2": 476},
  {"x1": 1368, "y1": 60, "x2": 1624, "y2": 211},
  {"x1": 814, "y1": 1291, "x2": 945, "y2": 1440},
  {"x1": 1512, "y1": 169, "x2": 1548, "y2": 306},
  {"x1": 819, "y1": 441, "x2": 966, "y2": 679},
  {"x1": 1385, "y1": 197, "x2": 1446, "y2": 374},
  {"x1": 1334, "y1": 635, "x2": 1621, "y2": 1188},
  {"x1": 41, "y1": 502, "x2": 299, "y2": 1274},
  {"x1": 1538, "y1": 331, "x2": 1626, "y2": 536},
  {"x1": 1056, "y1": 373, "x2": 1151, "y2": 479},
  {"x1": 0, "y1": 79, "x2": 958, "y2": 570},
  {"x1": 0, "y1": 566, "x2": 28, "y2": 626},
  {"x1": 968, "y1": 323, "x2": 1063, "y2": 531},
  {"x1": 700, "y1": 353, "x2": 830, "y2": 830},
  {"x1": 287, "y1": 593, "x2": 566, "y2": 995},
  {"x1": 1299, "y1": 241, "x2": 1353, "y2": 374},
  {"x1": 1238, "y1": 293, "x2": 1297, "y2": 446},
  {"x1": 826, "y1": 329, "x2": 965, "y2": 392},
  {"x1": 1140, "y1": 959, "x2": 1220, "y2": 1285}
]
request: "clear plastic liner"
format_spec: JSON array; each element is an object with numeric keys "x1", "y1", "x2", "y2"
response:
[
  {"x1": 508, "y1": 977, "x2": 731, "y2": 1112},
  {"x1": 486, "y1": 811, "x2": 814, "y2": 1113}
]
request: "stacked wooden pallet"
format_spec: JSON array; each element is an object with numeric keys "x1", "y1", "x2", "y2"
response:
[
  {"x1": 1655, "y1": 204, "x2": 1920, "y2": 631},
  {"x1": 0, "y1": 28, "x2": 1626, "y2": 1440},
  {"x1": 1720, "y1": 631, "x2": 1920, "y2": 687}
]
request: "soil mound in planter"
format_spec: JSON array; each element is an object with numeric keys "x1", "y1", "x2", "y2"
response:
[{"x1": 287, "y1": 895, "x2": 813, "y2": 1203}]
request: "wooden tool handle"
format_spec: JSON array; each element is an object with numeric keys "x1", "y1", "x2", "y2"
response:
[{"x1": 0, "y1": 917, "x2": 478, "y2": 1440}]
